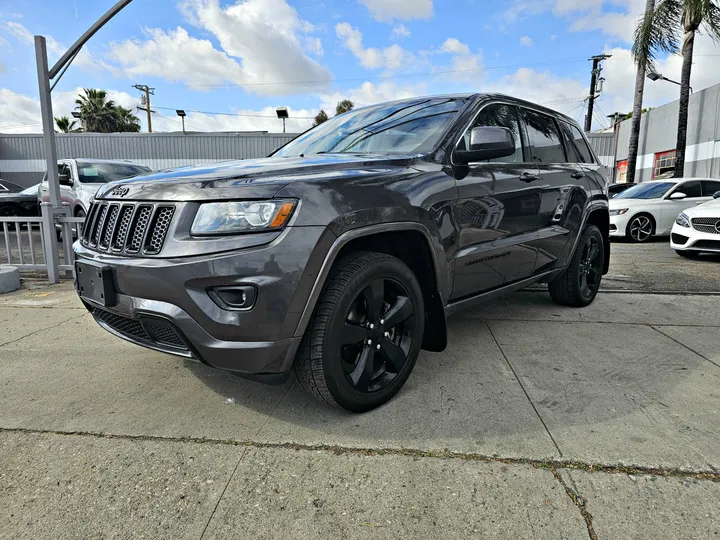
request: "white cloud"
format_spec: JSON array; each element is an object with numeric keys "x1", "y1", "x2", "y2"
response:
[
  {"x1": 359, "y1": 0, "x2": 433, "y2": 22},
  {"x1": 391, "y1": 24, "x2": 411, "y2": 39},
  {"x1": 336, "y1": 22, "x2": 413, "y2": 70},
  {"x1": 304, "y1": 36, "x2": 324, "y2": 56},
  {"x1": 438, "y1": 38, "x2": 482, "y2": 80},
  {"x1": 108, "y1": 27, "x2": 247, "y2": 90},
  {"x1": 2, "y1": 21, "x2": 105, "y2": 72},
  {"x1": 319, "y1": 80, "x2": 428, "y2": 113},
  {"x1": 520, "y1": 36, "x2": 533, "y2": 47}
]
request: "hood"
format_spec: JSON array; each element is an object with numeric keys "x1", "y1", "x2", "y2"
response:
[
  {"x1": 96, "y1": 153, "x2": 417, "y2": 202},
  {"x1": 684, "y1": 197, "x2": 720, "y2": 217}
]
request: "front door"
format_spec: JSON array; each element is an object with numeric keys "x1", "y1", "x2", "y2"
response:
[
  {"x1": 660, "y1": 180, "x2": 707, "y2": 234},
  {"x1": 450, "y1": 102, "x2": 542, "y2": 300}
]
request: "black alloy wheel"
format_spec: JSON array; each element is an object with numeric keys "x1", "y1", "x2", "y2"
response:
[
  {"x1": 549, "y1": 225, "x2": 605, "y2": 307},
  {"x1": 339, "y1": 277, "x2": 416, "y2": 393},
  {"x1": 294, "y1": 251, "x2": 425, "y2": 412},
  {"x1": 578, "y1": 235, "x2": 602, "y2": 300}
]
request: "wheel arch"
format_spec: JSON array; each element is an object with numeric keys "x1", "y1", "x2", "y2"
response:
[
  {"x1": 294, "y1": 223, "x2": 448, "y2": 352},
  {"x1": 585, "y1": 207, "x2": 611, "y2": 274}
]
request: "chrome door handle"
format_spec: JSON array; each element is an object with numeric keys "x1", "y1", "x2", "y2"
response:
[
  {"x1": 520, "y1": 173, "x2": 539, "y2": 182},
  {"x1": 571, "y1": 171, "x2": 585, "y2": 179}
]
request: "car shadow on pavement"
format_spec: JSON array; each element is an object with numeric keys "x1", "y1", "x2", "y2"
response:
[{"x1": 182, "y1": 292, "x2": 720, "y2": 464}]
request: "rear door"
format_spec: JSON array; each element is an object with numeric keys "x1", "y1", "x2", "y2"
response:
[
  {"x1": 519, "y1": 108, "x2": 588, "y2": 273},
  {"x1": 702, "y1": 180, "x2": 720, "y2": 199},
  {"x1": 450, "y1": 102, "x2": 542, "y2": 300}
]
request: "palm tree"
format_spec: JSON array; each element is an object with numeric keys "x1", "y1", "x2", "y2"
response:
[
  {"x1": 114, "y1": 106, "x2": 141, "y2": 132},
  {"x1": 628, "y1": 0, "x2": 657, "y2": 184},
  {"x1": 638, "y1": 0, "x2": 720, "y2": 177},
  {"x1": 74, "y1": 88, "x2": 118, "y2": 133},
  {"x1": 54, "y1": 116, "x2": 82, "y2": 133}
]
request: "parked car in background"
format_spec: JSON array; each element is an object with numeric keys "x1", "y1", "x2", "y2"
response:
[
  {"x1": 74, "y1": 93, "x2": 610, "y2": 412},
  {"x1": 607, "y1": 183, "x2": 634, "y2": 198},
  {"x1": 0, "y1": 179, "x2": 25, "y2": 193},
  {"x1": 609, "y1": 178, "x2": 720, "y2": 242},
  {"x1": 0, "y1": 184, "x2": 41, "y2": 218},
  {"x1": 671, "y1": 190, "x2": 720, "y2": 257},
  {"x1": 39, "y1": 159, "x2": 152, "y2": 220}
]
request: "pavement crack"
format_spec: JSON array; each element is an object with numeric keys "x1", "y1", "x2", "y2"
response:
[
  {"x1": 0, "y1": 312, "x2": 88, "y2": 349},
  {"x1": 5, "y1": 426, "x2": 719, "y2": 482},
  {"x1": 485, "y1": 321, "x2": 564, "y2": 457},
  {"x1": 551, "y1": 468, "x2": 598, "y2": 540},
  {"x1": 650, "y1": 326, "x2": 720, "y2": 370},
  {"x1": 199, "y1": 446, "x2": 249, "y2": 540}
]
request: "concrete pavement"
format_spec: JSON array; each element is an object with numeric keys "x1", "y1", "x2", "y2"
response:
[{"x1": 0, "y1": 283, "x2": 719, "y2": 538}]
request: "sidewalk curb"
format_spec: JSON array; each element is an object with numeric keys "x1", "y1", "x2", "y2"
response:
[{"x1": 0, "y1": 266, "x2": 21, "y2": 294}]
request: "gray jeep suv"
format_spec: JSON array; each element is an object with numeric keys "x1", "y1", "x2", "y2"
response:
[{"x1": 73, "y1": 94, "x2": 609, "y2": 412}]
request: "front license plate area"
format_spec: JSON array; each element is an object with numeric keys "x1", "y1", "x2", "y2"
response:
[{"x1": 76, "y1": 261, "x2": 117, "y2": 307}]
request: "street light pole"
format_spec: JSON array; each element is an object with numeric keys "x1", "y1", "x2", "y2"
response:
[{"x1": 34, "y1": 0, "x2": 133, "y2": 283}]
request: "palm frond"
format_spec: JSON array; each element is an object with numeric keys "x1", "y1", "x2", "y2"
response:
[
  {"x1": 633, "y1": 0, "x2": 683, "y2": 70},
  {"x1": 700, "y1": 0, "x2": 720, "y2": 41}
]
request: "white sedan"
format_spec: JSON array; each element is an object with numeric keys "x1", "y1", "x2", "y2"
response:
[
  {"x1": 671, "y1": 191, "x2": 720, "y2": 256},
  {"x1": 609, "y1": 178, "x2": 720, "y2": 243}
]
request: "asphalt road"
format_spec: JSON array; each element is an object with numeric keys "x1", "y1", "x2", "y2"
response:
[{"x1": 1, "y1": 285, "x2": 719, "y2": 538}]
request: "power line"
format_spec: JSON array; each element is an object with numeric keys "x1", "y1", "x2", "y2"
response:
[
  {"x1": 187, "y1": 57, "x2": 590, "y2": 89},
  {"x1": 153, "y1": 105, "x2": 315, "y2": 120}
]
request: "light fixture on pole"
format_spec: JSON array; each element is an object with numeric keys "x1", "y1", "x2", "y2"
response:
[
  {"x1": 276, "y1": 107, "x2": 289, "y2": 133},
  {"x1": 176, "y1": 110, "x2": 186, "y2": 134},
  {"x1": 647, "y1": 71, "x2": 692, "y2": 93}
]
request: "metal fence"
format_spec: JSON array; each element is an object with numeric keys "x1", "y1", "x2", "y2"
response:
[{"x1": 0, "y1": 215, "x2": 83, "y2": 272}]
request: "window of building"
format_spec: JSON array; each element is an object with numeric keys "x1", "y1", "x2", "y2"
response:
[
  {"x1": 616, "y1": 160, "x2": 628, "y2": 183},
  {"x1": 653, "y1": 150, "x2": 676, "y2": 178}
]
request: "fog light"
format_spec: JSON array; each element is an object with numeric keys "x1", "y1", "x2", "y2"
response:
[{"x1": 208, "y1": 285, "x2": 257, "y2": 310}]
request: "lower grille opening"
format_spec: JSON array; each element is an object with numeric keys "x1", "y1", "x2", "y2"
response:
[
  {"x1": 91, "y1": 307, "x2": 188, "y2": 352},
  {"x1": 671, "y1": 233, "x2": 689, "y2": 245},
  {"x1": 692, "y1": 240, "x2": 720, "y2": 250},
  {"x1": 609, "y1": 224, "x2": 617, "y2": 232}
]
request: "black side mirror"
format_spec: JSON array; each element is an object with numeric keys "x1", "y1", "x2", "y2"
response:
[
  {"x1": 454, "y1": 126, "x2": 516, "y2": 165},
  {"x1": 59, "y1": 173, "x2": 72, "y2": 186},
  {"x1": 714, "y1": 191, "x2": 720, "y2": 199}
]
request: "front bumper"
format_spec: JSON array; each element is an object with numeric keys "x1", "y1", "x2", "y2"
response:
[
  {"x1": 609, "y1": 213, "x2": 632, "y2": 237},
  {"x1": 670, "y1": 223, "x2": 720, "y2": 252},
  {"x1": 73, "y1": 225, "x2": 335, "y2": 380}
]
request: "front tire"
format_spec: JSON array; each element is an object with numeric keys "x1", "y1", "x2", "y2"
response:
[
  {"x1": 549, "y1": 225, "x2": 605, "y2": 307},
  {"x1": 294, "y1": 251, "x2": 425, "y2": 412},
  {"x1": 626, "y1": 214, "x2": 654, "y2": 243}
]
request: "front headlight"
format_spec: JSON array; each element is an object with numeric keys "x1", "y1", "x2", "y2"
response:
[
  {"x1": 675, "y1": 212, "x2": 690, "y2": 228},
  {"x1": 191, "y1": 200, "x2": 296, "y2": 235},
  {"x1": 609, "y1": 208, "x2": 629, "y2": 216}
]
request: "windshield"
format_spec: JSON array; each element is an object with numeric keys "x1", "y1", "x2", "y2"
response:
[
  {"x1": 77, "y1": 162, "x2": 152, "y2": 184},
  {"x1": 614, "y1": 182, "x2": 676, "y2": 200},
  {"x1": 274, "y1": 98, "x2": 466, "y2": 158}
]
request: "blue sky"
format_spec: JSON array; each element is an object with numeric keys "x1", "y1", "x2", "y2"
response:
[{"x1": 2, "y1": 0, "x2": 719, "y2": 133}]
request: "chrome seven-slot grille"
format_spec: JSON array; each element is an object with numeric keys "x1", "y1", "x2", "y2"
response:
[
  {"x1": 81, "y1": 201, "x2": 175, "y2": 255},
  {"x1": 691, "y1": 217, "x2": 720, "y2": 235}
]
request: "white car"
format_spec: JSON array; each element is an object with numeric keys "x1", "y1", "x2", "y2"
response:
[
  {"x1": 671, "y1": 191, "x2": 720, "y2": 256},
  {"x1": 609, "y1": 178, "x2": 720, "y2": 243}
]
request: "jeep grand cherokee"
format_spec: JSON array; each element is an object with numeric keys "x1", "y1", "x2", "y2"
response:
[{"x1": 74, "y1": 94, "x2": 610, "y2": 412}]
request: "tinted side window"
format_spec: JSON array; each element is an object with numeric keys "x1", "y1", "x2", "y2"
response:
[
  {"x1": 674, "y1": 181, "x2": 702, "y2": 198},
  {"x1": 461, "y1": 103, "x2": 524, "y2": 163},
  {"x1": 558, "y1": 122, "x2": 583, "y2": 163},
  {"x1": 701, "y1": 180, "x2": 720, "y2": 196},
  {"x1": 564, "y1": 123, "x2": 594, "y2": 163},
  {"x1": 522, "y1": 109, "x2": 566, "y2": 164}
]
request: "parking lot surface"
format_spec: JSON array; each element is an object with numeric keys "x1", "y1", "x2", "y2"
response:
[{"x1": 1, "y1": 282, "x2": 719, "y2": 539}]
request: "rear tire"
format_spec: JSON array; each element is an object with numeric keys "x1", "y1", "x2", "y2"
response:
[
  {"x1": 549, "y1": 225, "x2": 605, "y2": 307},
  {"x1": 294, "y1": 251, "x2": 424, "y2": 412}
]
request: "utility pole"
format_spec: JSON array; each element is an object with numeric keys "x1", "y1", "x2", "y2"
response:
[
  {"x1": 585, "y1": 54, "x2": 612, "y2": 132},
  {"x1": 134, "y1": 84, "x2": 155, "y2": 133}
]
